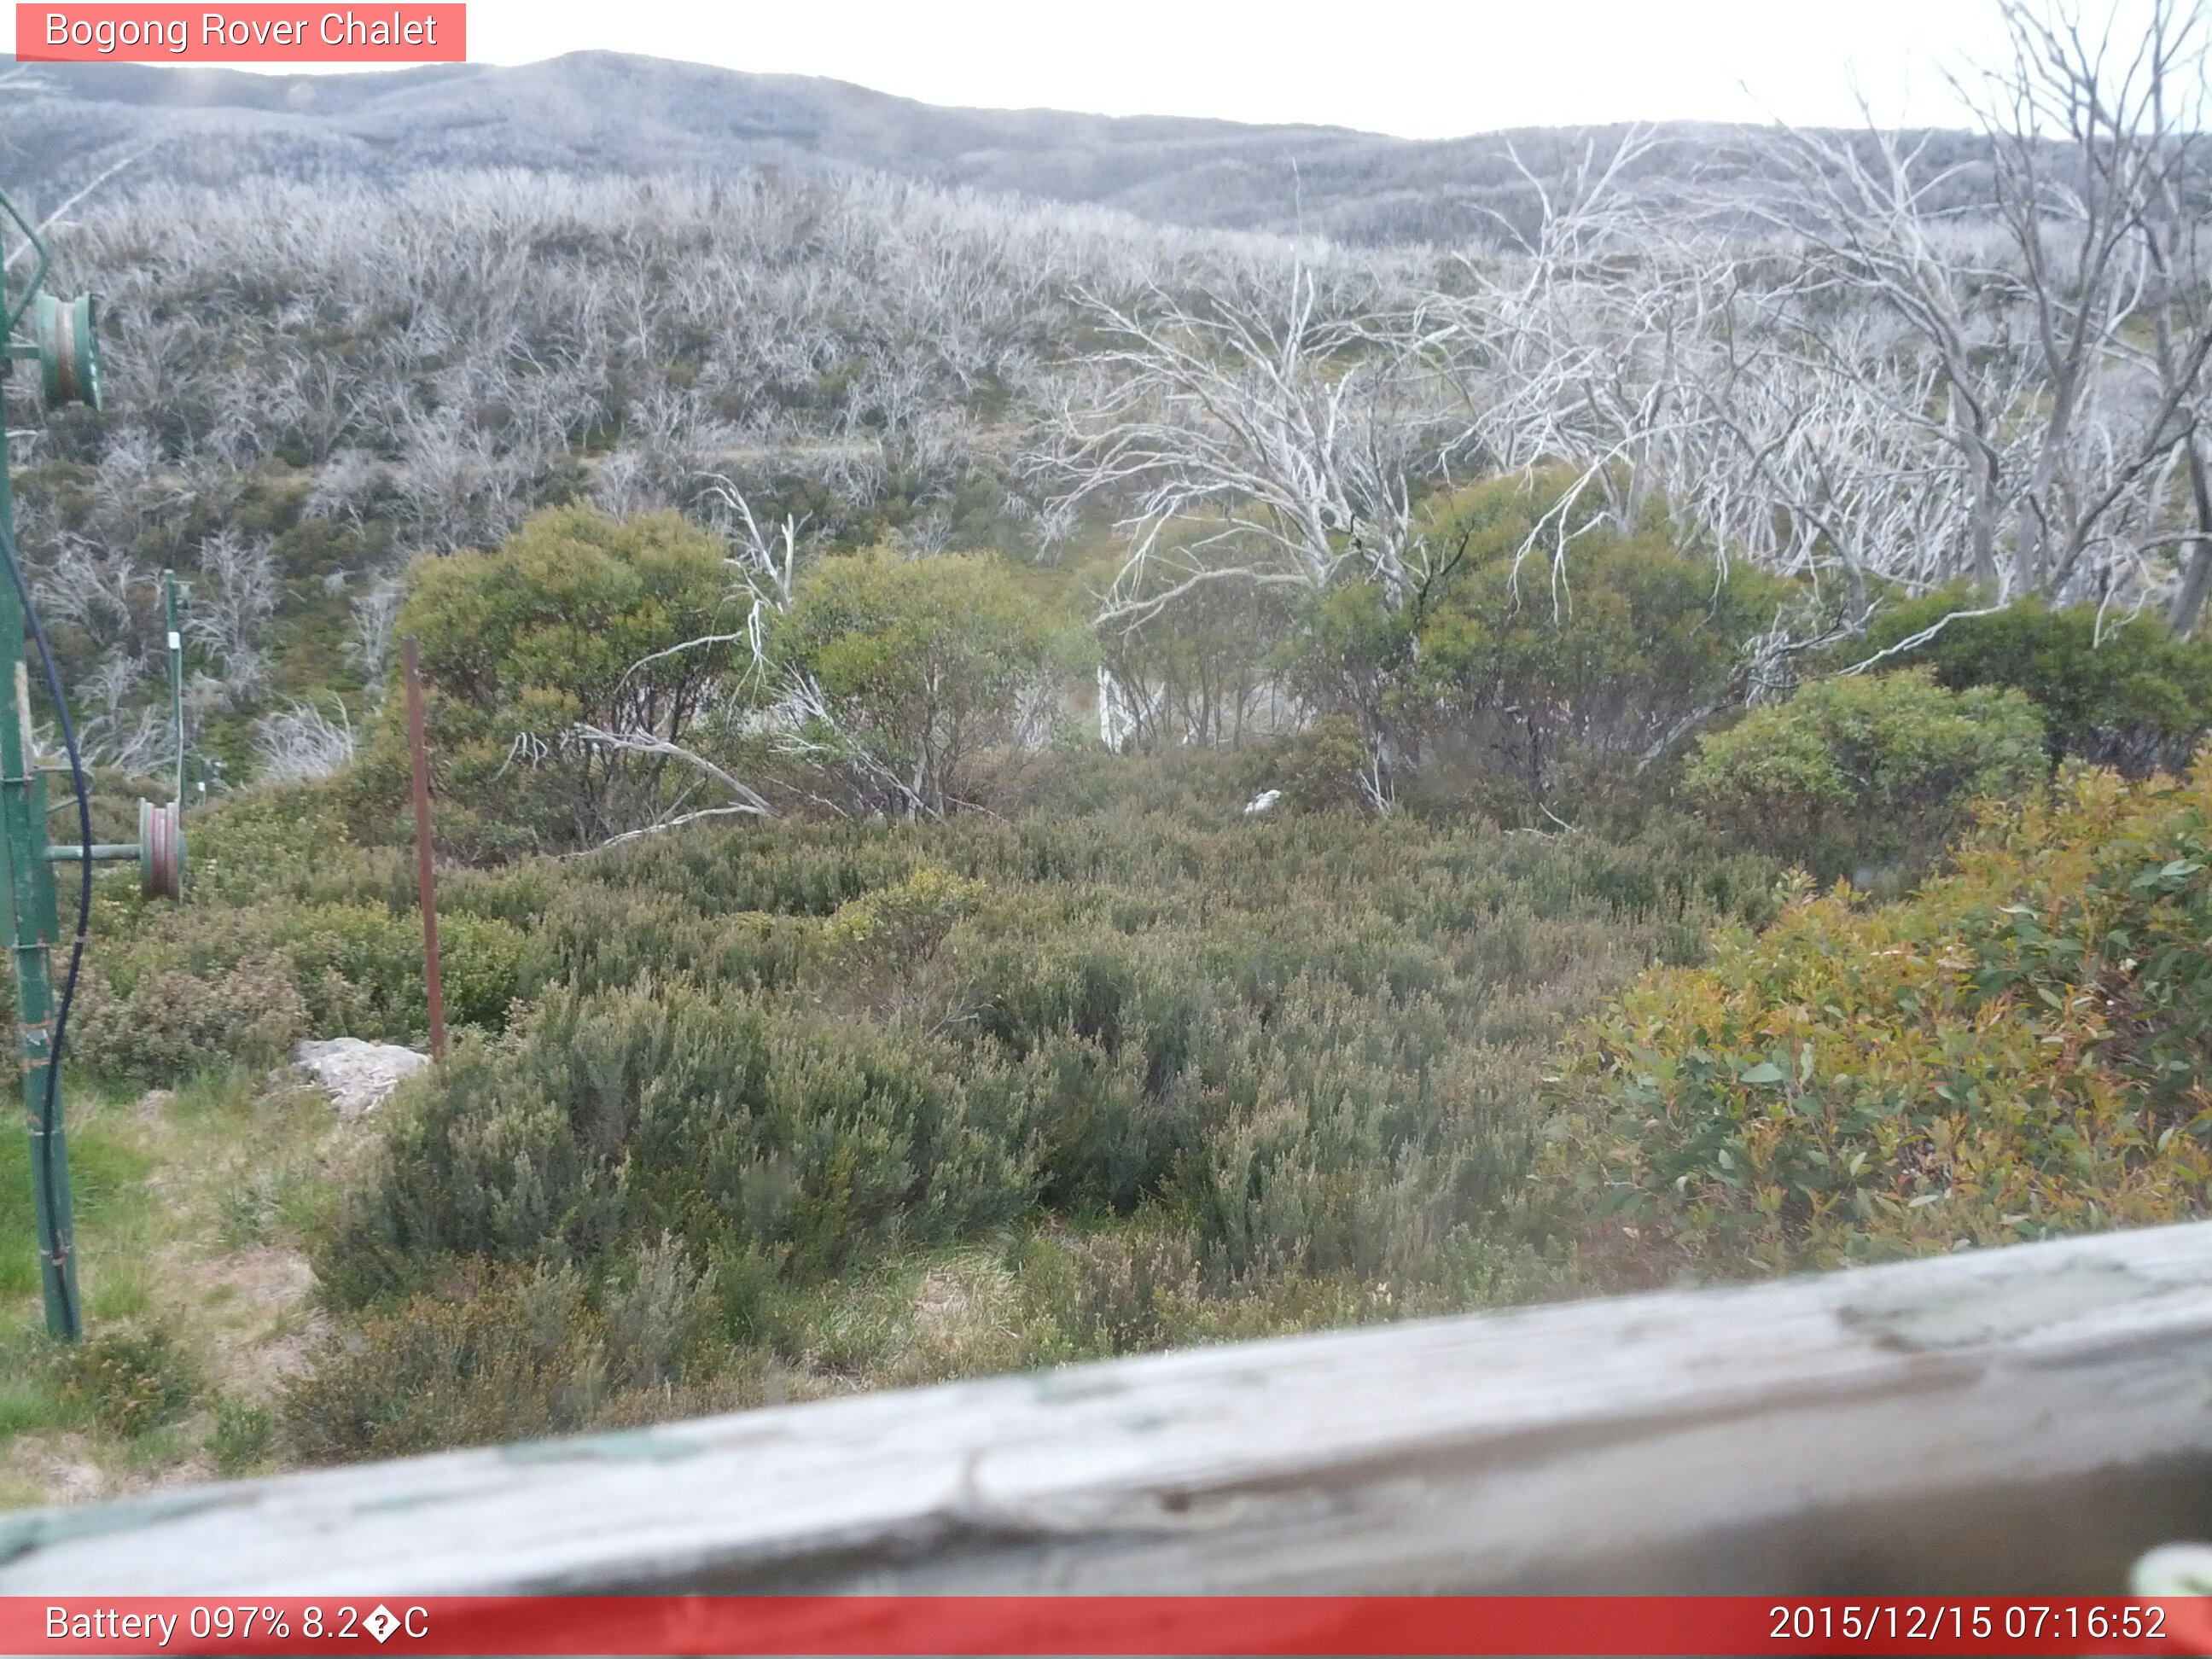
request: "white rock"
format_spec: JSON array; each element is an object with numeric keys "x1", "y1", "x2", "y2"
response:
[
  {"x1": 1243, "y1": 789, "x2": 1284, "y2": 816},
  {"x1": 294, "y1": 1038, "x2": 431, "y2": 1119}
]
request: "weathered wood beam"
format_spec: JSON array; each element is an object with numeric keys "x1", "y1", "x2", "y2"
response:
[{"x1": 9, "y1": 1221, "x2": 2212, "y2": 1595}]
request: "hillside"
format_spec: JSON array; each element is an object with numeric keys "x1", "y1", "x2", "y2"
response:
[
  {"x1": 1, "y1": 51, "x2": 1997, "y2": 243},
  {"x1": 5, "y1": 0, "x2": 2211, "y2": 1512}
]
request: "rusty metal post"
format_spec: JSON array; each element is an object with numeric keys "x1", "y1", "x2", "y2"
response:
[{"x1": 402, "y1": 636, "x2": 447, "y2": 1061}]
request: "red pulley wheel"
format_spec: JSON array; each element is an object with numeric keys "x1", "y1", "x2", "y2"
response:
[{"x1": 138, "y1": 798, "x2": 182, "y2": 900}]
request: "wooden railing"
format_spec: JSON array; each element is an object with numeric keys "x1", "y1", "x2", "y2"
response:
[{"x1": 7, "y1": 1221, "x2": 2212, "y2": 1595}]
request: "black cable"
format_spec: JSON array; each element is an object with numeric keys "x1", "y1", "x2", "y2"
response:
[{"x1": 0, "y1": 515, "x2": 86, "y2": 1339}]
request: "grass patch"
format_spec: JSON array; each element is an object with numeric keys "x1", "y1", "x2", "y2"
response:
[
  {"x1": 0, "y1": 1063, "x2": 358, "y2": 1508},
  {"x1": 0, "y1": 1091, "x2": 148, "y2": 1305}
]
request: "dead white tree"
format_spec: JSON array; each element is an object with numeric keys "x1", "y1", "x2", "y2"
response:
[
  {"x1": 75, "y1": 649, "x2": 172, "y2": 775},
  {"x1": 1755, "y1": 0, "x2": 2212, "y2": 626},
  {"x1": 566, "y1": 725, "x2": 775, "y2": 847},
  {"x1": 1041, "y1": 265, "x2": 1474, "y2": 627},
  {"x1": 186, "y1": 529, "x2": 278, "y2": 709},
  {"x1": 252, "y1": 696, "x2": 357, "y2": 783},
  {"x1": 1036, "y1": 263, "x2": 1471, "y2": 807},
  {"x1": 1967, "y1": 0, "x2": 2212, "y2": 608},
  {"x1": 1450, "y1": 128, "x2": 1699, "y2": 550},
  {"x1": 347, "y1": 575, "x2": 405, "y2": 705}
]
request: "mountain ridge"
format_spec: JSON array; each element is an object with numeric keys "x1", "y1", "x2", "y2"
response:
[{"x1": 0, "y1": 49, "x2": 1985, "y2": 242}]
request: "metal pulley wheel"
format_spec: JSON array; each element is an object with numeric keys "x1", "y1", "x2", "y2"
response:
[
  {"x1": 138, "y1": 798, "x2": 182, "y2": 900},
  {"x1": 35, "y1": 292, "x2": 101, "y2": 411}
]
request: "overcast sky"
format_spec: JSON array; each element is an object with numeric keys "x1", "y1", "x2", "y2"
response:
[
  {"x1": 396, "y1": 0, "x2": 2024, "y2": 137},
  {"x1": 12, "y1": 1, "x2": 2040, "y2": 137}
]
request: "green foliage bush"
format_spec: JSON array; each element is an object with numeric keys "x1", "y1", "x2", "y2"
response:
[
  {"x1": 1553, "y1": 760, "x2": 2212, "y2": 1281},
  {"x1": 74, "y1": 897, "x2": 525, "y2": 1082},
  {"x1": 210, "y1": 1397, "x2": 276, "y2": 1474},
  {"x1": 1860, "y1": 592, "x2": 2212, "y2": 775},
  {"x1": 1272, "y1": 475, "x2": 1791, "y2": 818},
  {"x1": 311, "y1": 806, "x2": 1780, "y2": 1371},
  {"x1": 59, "y1": 1323, "x2": 201, "y2": 1438},
  {"x1": 822, "y1": 866, "x2": 985, "y2": 969},
  {"x1": 359, "y1": 509, "x2": 740, "y2": 858},
  {"x1": 1413, "y1": 492, "x2": 1792, "y2": 813},
  {"x1": 1684, "y1": 670, "x2": 2046, "y2": 885},
  {"x1": 1258, "y1": 716, "x2": 1375, "y2": 812},
  {"x1": 64, "y1": 784, "x2": 531, "y2": 1082},
  {"x1": 285, "y1": 1241, "x2": 716, "y2": 1462},
  {"x1": 771, "y1": 551, "x2": 1069, "y2": 818},
  {"x1": 1026, "y1": 1226, "x2": 1203, "y2": 1358},
  {"x1": 278, "y1": 905, "x2": 527, "y2": 1035},
  {"x1": 182, "y1": 785, "x2": 366, "y2": 908},
  {"x1": 73, "y1": 956, "x2": 306, "y2": 1083},
  {"x1": 315, "y1": 981, "x2": 1039, "y2": 1307}
]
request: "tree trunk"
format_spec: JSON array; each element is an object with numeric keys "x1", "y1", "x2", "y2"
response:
[{"x1": 2166, "y1": 435, "x2": 2212, "y2": 637}]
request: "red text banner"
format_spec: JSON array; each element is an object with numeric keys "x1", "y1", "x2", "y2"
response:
[
  {"x1": 3, "y1": 1596, "x2": 2209, "y2": 1656},
  {"x1": 17, "y1": 6, "x2": 464, "y2": 62}
]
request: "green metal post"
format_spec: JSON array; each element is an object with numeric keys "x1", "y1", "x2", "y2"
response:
[
  {"x1": 0, "y1": 205, "x2": 79, "y2": 1340},
  {"x1": 0, "y1": 375, "x2": 76, "y2": 1341},
  {"x1": 163, "y1": 568, "x2": 183, "y2": 806},
  {"x1": 0, "y1": 190, "x2": 111, "y2": 1343}
]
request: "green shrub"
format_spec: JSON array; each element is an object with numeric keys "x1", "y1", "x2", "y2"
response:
[
  {"x1": 210, "y1": 1396, "x2": 276, "y2": 1474},
  {"x1": 183, "y1": 785, "x2": 363, "y2": 907},
  {"x1": 1553, "y1": 760, "x2": 2212, "y2": 1281},
  {"x1": 358, "y1": 509, "x2": 742, "y2": 857},
  {"x1": 320, "y1": 808, "x2": 1778, "y2": 1301},
  {"x1": 1859, "y1": 591, "x2": 2212, "y2": 775},
  {"x1": 60, "y1": 1323, "x2": 201, "y2": 1437},
  {"x1": 1273, "y1": 474, "x2": 1792, "y2": 817},
  {"x1": 73, "y1": 896, "x2": 525, "y2": 1082},
  {"x1": 73, "y1": 956, "x2": 306, "y2": 1082},
  {"x1": 1684, "y1": 669, "x2": 2046, "y2": 885},
  {"x1": 288, "y1": 795, "x2": 1778, "y2": 1451},
  {"x1": 61, "y1": 787, "x2": 535, "y2": 1087},
  {"x1": 277, "y1": 904, "x2": 527, "y2": 1035},
  {"x1": 772, "y1": 550, "x2": 1069, "y2": 818},
  {"x1": 283, "y1": 1243, "x2": 715, "y2": 1463},
  {"x1": 823, "y1": 867, "x2": 985, "y2": 968},
  {"x1": 1262, "y1": 716, "x2": 1374, "y2": 812},
  {"x1": 1409, "y1": 492, "x2": 1791, "y2": 814},
  {"x1": 1031, "y1": 1226, "x2": 1203, "y2": 1358},
  {"x1": 314, "y1": 983, "x2": 1039, "y2": 1307}
]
